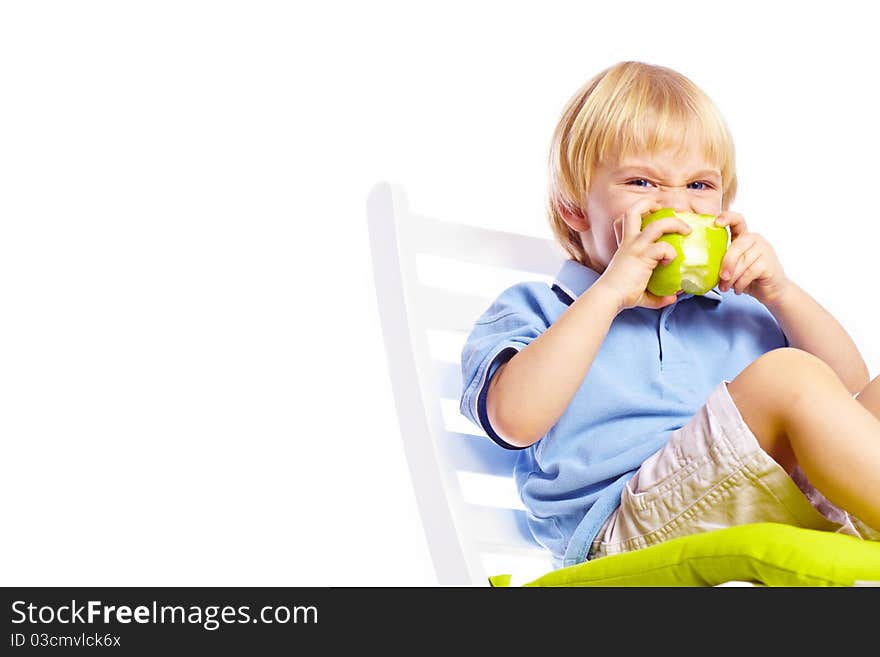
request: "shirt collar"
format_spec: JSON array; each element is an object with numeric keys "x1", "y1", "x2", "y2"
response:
[{"x1": 553, "y1": 259, "x2": 723, "y2": 305}]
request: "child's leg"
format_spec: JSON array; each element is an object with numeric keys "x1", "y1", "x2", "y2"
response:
[
  {"x1": 855, "y1": 375, "x2": 880, "y2": 419},
  {"x1": 727, "y1": 348, "x2": 880, "y2": 531}
]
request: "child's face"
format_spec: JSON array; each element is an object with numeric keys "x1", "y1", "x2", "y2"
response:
[{"x1": 579, "y1": 138, "x2": 724, "y2": 272}]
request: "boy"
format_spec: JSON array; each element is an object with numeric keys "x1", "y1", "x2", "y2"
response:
[{"x1": 459, "y1": 61, "x2": 880, "y2": 569}]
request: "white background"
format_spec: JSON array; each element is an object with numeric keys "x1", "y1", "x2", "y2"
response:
[{"x1": 1, "y1": 1, "x2": 878, "y2": 586}]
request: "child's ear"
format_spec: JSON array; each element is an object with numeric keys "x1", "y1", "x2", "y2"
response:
[{"x1": 558, "y1": 203, "x2": 590, "y2": 232}]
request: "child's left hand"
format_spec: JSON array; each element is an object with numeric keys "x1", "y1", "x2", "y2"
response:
[{"x1": 714, "y1": 211, "x2": 790, "y2": 307}]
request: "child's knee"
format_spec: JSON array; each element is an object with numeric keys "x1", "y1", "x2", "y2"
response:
[
  {"x1": 727, "y1": 348, "x2": 840, "y2": 466},
  {"x1": 741, "y1": 348, "x2": 839, "y2": 401},
  {"x1": 854, "y1": 374, "x2": 880, "y2": 412}
]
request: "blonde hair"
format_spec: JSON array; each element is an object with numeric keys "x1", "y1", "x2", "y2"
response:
[{"x1": 547, "y1": 61, "x2": 738, "y2": 265}]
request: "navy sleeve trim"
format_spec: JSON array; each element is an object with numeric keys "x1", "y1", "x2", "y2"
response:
[
  {"x1": 476, "y1": 346, "x2": 527, "y2": 451},
  {"x1": 551, "y1": 283, "x2": 574, "y2": 306}
]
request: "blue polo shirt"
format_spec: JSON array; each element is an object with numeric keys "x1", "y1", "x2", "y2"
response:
[{"x1": 459, "y1": 259, "x2": 788, "y2": 568}]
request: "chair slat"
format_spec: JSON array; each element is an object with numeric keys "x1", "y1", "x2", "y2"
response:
[
  {"x1": 467, "y1": 505, "x2": 543, "y2": 553},
  {"x1": 413, "y1": 286, "x2": 493, "y2": 332},
  {"x1": 432, "y1": 361, "x2": 462, "y2": 400},
  {"x1": 425, "y1": 328, "x2": 467, "y2": 365},
  {"x1": 443, "y1": 431, "x2": 518, "y2": 477},
  {"x1": 410, "y1": 214, "x2": 563, "y2": 276},
  {"x1": 439, "y1": 398, "x2": 487, "y2": 437}
]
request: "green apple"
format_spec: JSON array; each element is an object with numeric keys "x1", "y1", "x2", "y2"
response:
[{"x1": 640, "y1": 208, "x2": 729, "y2": 297}]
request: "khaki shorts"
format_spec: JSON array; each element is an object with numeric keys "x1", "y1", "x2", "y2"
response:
[{"x1": 589, "y1": 381, "x2": 879, "y2": 559}]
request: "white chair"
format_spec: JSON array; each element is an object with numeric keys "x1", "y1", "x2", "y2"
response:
[{"x1": 366, "y1": 181, "x2": 565, "y2": 586}]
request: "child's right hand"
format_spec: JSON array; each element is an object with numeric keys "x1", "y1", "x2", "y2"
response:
[{"x1": 597, "y1": 199, "x2": 693, "y2": 312}]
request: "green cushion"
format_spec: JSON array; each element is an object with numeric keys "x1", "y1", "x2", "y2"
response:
[{"x1": 490, "y1": 523, "x2": 880, "y2": 587}]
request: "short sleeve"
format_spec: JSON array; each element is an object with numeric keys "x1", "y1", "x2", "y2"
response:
[{"x1": 459, "y1": 283, "x2": 553, "y2": 449}]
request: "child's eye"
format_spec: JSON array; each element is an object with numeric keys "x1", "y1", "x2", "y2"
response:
[
  {"x1": 687, "y1": 181, "x2": 714, "y2": 191},
  {"x1": 627, "y1": 179, "x2": 655, "y2": 188}
]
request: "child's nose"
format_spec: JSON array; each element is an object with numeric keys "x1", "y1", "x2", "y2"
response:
[{"x1": 657, "y1": 187, "x2": 694, "y2": 213}]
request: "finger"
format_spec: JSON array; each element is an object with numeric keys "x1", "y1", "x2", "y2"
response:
[
  {"x1": 637, "y1": 291, "x2": 679, "y2": 310},
  {"x1": 620, "y1": 198, "x2": 664, "y2": 243},
  {"x1": 720, "y1": 233, "x2": 757, "y2": 282},
  {"x1": 729, "y1": 234, "x2": 767, "y2": 282},
  {"x1": 647, "y1": 241, "x2": 678, "y2": 266},
  {"x1": 734, "y1": 257, "x2": 767, "y2": 295},
  {"x1": 715, "y1": 210, "x2": 748, "y2": 240},
  {"x1": 721, "y1": 243, "x2": 754, "y2": 291},
  {"x1": 613, "y1": 215, "x2": 624, "y2": 246},
  {"x1": 728, "y1": 244, "x2": 762, "y2": 294},
  {"x1": 640, "y1": 216, "x2": 692, "y2": 245}
]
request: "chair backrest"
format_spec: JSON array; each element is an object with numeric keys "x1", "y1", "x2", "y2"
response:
[{"x1": 366, "y1": 182, "x2": 564, "y2": 585}]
